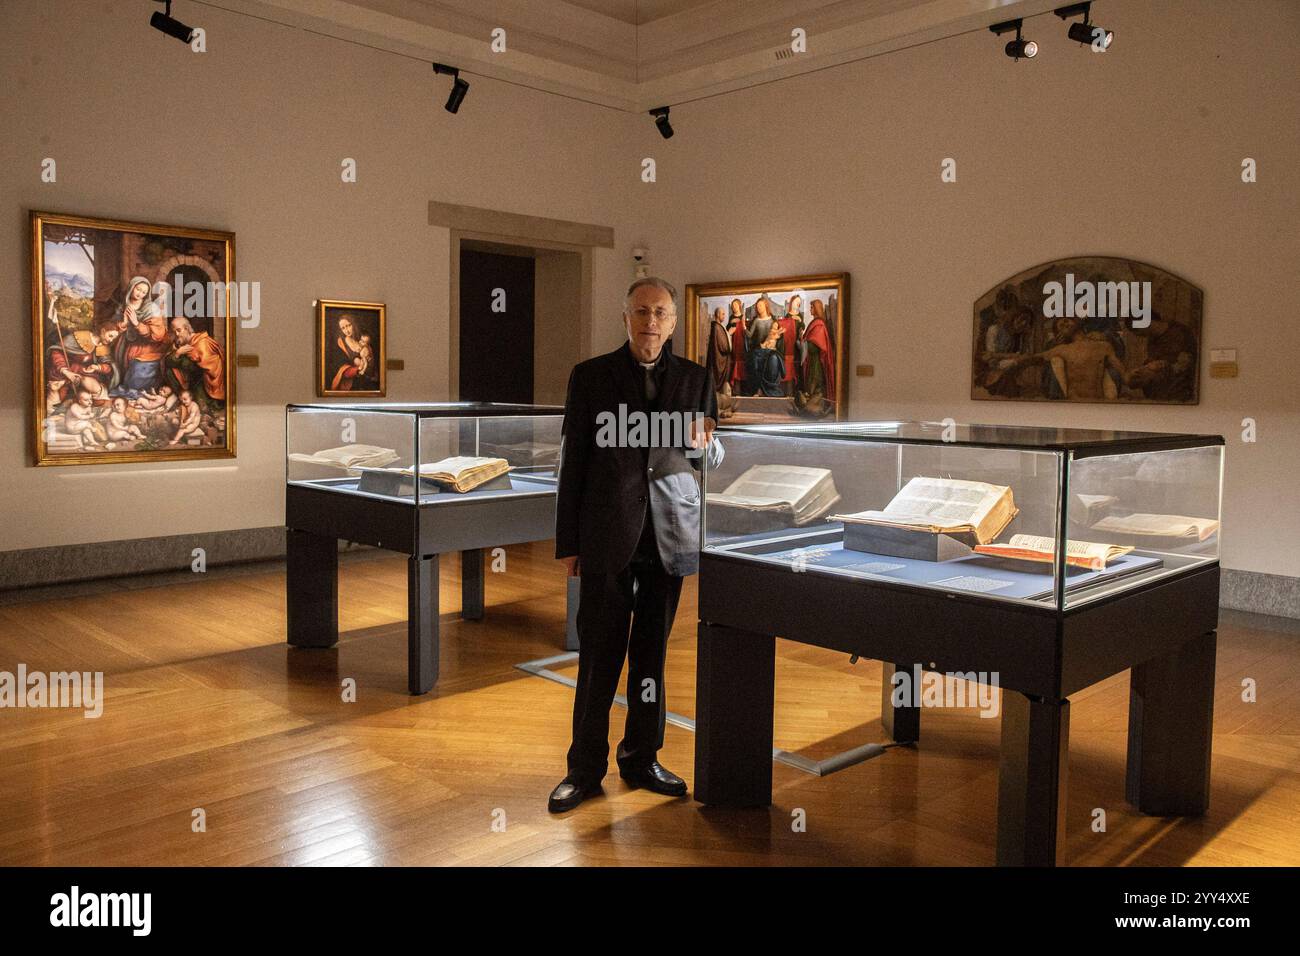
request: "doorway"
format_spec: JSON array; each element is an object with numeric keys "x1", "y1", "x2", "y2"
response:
[
  {"x1": 454, "y1": 238, "x2": 584, "y2": 406},
  {"x1": 459, "y1": 247, "x2": 535, "y2": 404},
  {"x1": 436, "y1": 202, "x2": 609, "y2": 405}
]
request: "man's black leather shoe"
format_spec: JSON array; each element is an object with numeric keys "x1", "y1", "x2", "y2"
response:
[
  {"x1": 619, "y1": 761, "x2": 688, "y2": 796},
  {"x1": 548, "y1": 778, "x2": 601, "y2": 813}
]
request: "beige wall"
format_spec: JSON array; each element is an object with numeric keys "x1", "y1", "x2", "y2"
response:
[
  {"x1": 3, "y1": 0, "x2": 1297, "y2": 582},
  {"x1": 534, "y1": 249, "x2": 584, "y2": 405},
  {"x1": 0, "y1": 0, "x2": 639, "y2": 554},
  {"x1": 647, "y1": 0, "x2": 1300, "y2": 578}
]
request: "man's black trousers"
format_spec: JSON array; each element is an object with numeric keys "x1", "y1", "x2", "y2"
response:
[{"x1": 566, "y1": 539, "x2": 684, "y2": 786}]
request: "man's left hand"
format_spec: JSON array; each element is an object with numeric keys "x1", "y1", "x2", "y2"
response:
[{"x1": 688, "y1": 416, "x2": 716, "y2": 450}]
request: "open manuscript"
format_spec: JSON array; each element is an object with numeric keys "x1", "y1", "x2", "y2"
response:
[
  {"x1": 974, "y1": 534, "x2": 1134, "y2": 571},
  {"x1": 830, "y1": 477, "x2": 1018, "y2": 547},
  {"x1": 706, "y1": 465, "x2": 842, "y2": 532},
  {"x1": 372, "y1": 456, "x2": 510, "y2": 493},
  {"x1": 1090, "y1": 513, "x2": 1220, "y2": 541},
  {"x1": 288, "y1": 444, "x2": 400, "y2": 470}
]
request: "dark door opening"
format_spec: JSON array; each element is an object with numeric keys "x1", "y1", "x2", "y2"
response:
[{"x1": 459, "y1": 248, "x2": 534, "y2": 404}]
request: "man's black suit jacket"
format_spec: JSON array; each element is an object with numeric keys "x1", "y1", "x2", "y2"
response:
[{"x1": 555, "y1": 343, "x2": 722, "y2": 577}]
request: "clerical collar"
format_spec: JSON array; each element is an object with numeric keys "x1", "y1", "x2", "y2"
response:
[{"x1": 624, "y1": 341, "x2": 667, "y2": 371}]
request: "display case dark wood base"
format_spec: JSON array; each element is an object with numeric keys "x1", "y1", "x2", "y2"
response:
[
  {"x1": 996, "y1": 691, "x2": 1069, "y2": 867},
  {"x1": 880, "y1": 661, "x2": 922, "y2": 744},
  {"x1": 693, "y1": 552, "x2": 1219, "y2": 865},
  {"x1": 1125, "y1": 628, "x2": 1216, "y2": 816},
  {"x1": 285, "y1": 483, "x2": 578, "y2": 693}
]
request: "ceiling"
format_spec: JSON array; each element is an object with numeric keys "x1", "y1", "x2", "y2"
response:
[
  {"x1": 220, "y1": 0, "x2": 1067, "y2": 110},
  {"x1": 538, "y1": 0, "x2": 717, "y2": 26}
]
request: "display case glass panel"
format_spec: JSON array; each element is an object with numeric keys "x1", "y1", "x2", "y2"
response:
[
  {"x1": 286, "y1": 403, "x2": 562, "y2": 505},
  {"x1": 702, "y1": 421, "x2": 1222, "y2": 611},
  {"x1": 1064, "y1": 444, "x2": 1222, "y2": 608}
]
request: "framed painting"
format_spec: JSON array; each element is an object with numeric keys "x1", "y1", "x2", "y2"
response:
[
  {"x1": 316, "y1": 300, "x2": 386, "y2": 397},
  {"x1": 684, "y1": 273, "x2": 849, "y2": 423},
  {"x1": 972, "y1": 256, "x2": 1202, "y2": 405},
  {"x1": 30, "y1": 211, "x2": 236, "y2": 466}
]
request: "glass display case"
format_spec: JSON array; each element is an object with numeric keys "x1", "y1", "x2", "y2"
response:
[
  {"x1": 283, "y1": 402, "x2": 574, "y2": 694},
  {"x1": 286, "y1": 402, "x2": 562, "y2": 504},
  {"x1": 702, "y1": 421, "x2": 1223, "y2": 611},
  {"x1": 693, "y1": 421, "x2": 1224, "y2": 865}
]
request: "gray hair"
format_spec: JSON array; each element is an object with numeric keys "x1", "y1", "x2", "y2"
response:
[{"x1": 624, "y1": 276, "x2": 678, "y2": 314}]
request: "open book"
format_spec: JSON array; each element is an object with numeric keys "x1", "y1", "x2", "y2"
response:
[
  {"x1": 376, "y1": 456, "x2": 510, "y2": 493},
  {"x1": 707, "y1": 465, "x2": 841, "y2": 532},
  {"x1": 1073, "y1": 493, "x2": 1119, "y2": 525},
  {"x1": 288, "y1": 443, "x2": 400, "y2": 470},
  {"x1": 1090, "y1": 513, "x2": 1220, "y2": 541},
  {"x1": 480, "y1": 440, "x2": 561, "y2": 468},
  {"x1": 830, "y1": 477, "x2": 1017, "y2": 547},
  {"x1": 974, "y1": 534, "x2": 1134, "y2": 571}
]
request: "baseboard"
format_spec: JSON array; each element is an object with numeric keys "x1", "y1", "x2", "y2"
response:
[
  {"x1": 0, "y1": 526, "x2": 294, "y2": 592},
  {"x1": 1, "y1": 531, "x2": 1297, "y2": 621},
  {"x1": 1220, "y1": 567, "x2": 1300, "y2": 620}
]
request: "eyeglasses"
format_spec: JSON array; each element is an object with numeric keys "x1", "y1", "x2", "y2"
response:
[{"x1": 629, "y1": 307, "x2": 676, "y2": 322}]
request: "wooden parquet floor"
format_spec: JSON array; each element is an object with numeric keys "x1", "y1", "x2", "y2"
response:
[{"x1": 0, "y1": 541, "x2": 1296, "y2": 866}]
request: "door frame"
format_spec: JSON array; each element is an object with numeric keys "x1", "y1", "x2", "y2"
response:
[
  {"x1": 450, "y1": 231, "x2": 595, "y2": 402},
  {"x1": 433, "y1": 200, "x2": 613, "y2": 402}
]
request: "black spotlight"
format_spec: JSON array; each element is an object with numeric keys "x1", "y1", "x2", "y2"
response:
[
  {"x1": 649, "y1": 106, "x2": 673, "y2": 140},
  {"x1": 989, "y1": 18, "x2": 1037, "y2": 60},
  {"x1": 1055, "y1": 2, "x2": 1113, "y2": 50},
  {"x1": 150, "y1": 0, "x2": 195, "y2": 44},
  {"x1": 446, "y1": 75, "x2": 469, "y2": 113},
  {"x1": 433, "y1": 62, "x2": 469, "y2": 114}
]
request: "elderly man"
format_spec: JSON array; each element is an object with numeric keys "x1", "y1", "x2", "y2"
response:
[{"x1": 549, "y1": 276, "x2": 722, "y2": 813}]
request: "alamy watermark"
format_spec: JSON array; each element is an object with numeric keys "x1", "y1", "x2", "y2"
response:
[
  {"x1": 151, "y1": 276, "x2": 261, "y2": 328},
  {"x1": 890, "y1": 664, "x2": 1000, "y2": 717},
  {"x1": 1042, "y1": 273, "x2": 1151, "y2": 329},
  {"x1": 50, "y1": 886, "x2": 150, "y2": 936},
  {"x1": 595, "y1": 404, "x2": 709, "y2": 458},
  {"x1": 0, "y1": 665, "x2": 103, "y2": 718}
]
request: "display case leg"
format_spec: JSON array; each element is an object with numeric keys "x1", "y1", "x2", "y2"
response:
[
  {"x1": 564, "y1": 575, "x2": 580, "y2": 651},
  {"x1": 881, "y1": 662, "x2": 921, "y2": 743},
  {"x1": 408, "y1": 554, "x2": 440, "y2": 694},
  {"x1": 997, "y1": 692, "x2": 1069, "y2": 867},
  {"x1": 461, "y1": 548, "x2": 484, "y2": 621},
  {"x1": 286, "y1": 529, "x2": 338, "y2": 649},
  {"x1": 694, "y1": 622, "x2": 775, "y2": 807},
  {"x1": 1126, "y1": 629, "x2": 1216, "y2": 816}
]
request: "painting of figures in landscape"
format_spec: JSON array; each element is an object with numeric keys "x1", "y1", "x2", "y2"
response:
[
  {"x1": 972, "y1": 256, "x2": 1202, "y2": 405},
  {"x1": 685, "y1": 273, "x2": 849, "y2": 424},
  {"x1": 31, "y1": 212, "x2": 236, "y2": 465}
]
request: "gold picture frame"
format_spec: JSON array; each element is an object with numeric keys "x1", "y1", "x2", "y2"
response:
[
  {"x1": 316, "y1": 299, "x2": 387, "y2": 397},
  {"x1": 684, "y1": 272, "x2": 849, "y2": 423},
  {"x1": 30, "y1": 210, "x2": 237, "y2": 466}
]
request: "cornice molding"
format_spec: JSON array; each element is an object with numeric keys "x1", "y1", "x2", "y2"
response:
[{"x1": 209, "y1": 0, "x2": 1066, "y2": 112}]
